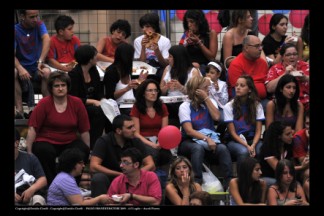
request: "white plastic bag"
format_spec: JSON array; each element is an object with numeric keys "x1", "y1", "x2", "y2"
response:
[
  {"x1": 201, "y1": 163, "x2": 224, "y2": 193},
  {"x1": 100, "y1": 98, "x2": 120, "y2": 123}
]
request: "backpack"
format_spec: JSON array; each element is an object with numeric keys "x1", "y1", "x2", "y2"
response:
[{"x1": 217, "y1": 10, "x2": 230, "y2": 28}]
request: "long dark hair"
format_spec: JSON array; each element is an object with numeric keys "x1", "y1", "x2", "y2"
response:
[
  {"x1": 275, "y1": 159, "x2": 297, "y2": 193},
  {"x1": 134, "y1": 79, "x2": 163, "y2": 115},
  {"x1": 237, "y1": 157, "x2": 263, "y2": 203},
  {"x1": 168, "y1": 45, "x2": 192, "y2": 85},
  {"x1": 233, "y1": 75, "x2": 260, "y2": 125},
  {"x1": 275, "y1": 74, "x2": 300, "y2": 117},
  {"x1": 111, "y1": 43, "x2": 134, "y2": 78},
  {"x1": 269, "y1": 13, "x2": 288, "y2": 34},
  {"x1": 261, "y1": 121, "x2": 292, "y2": 160},
  {"x1": 183, "y1": 10, "x2": 210, "y2": 37}
]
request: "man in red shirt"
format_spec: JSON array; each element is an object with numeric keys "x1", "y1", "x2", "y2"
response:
[{"x1": 228, "y1": 35, "x2": 268, "y2": 110}]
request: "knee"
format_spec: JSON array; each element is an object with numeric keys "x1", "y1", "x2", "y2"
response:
[
  {"x1": 192, "y1": 144, "x2": 205, "y2": 152},
  {"x1": 216, "y1": 143, "x2": 228, "y2": 152}
]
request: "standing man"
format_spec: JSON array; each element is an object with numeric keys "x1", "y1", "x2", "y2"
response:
[
  {"x1": 227, "y1": 35, "x2": 268, "y2": 110},
  {"x1": 90, "y1": 114, "x2": 155, "y2": 197},
  {"x1": 15, "y1": 10, "x2": 51, "y2": 118}
]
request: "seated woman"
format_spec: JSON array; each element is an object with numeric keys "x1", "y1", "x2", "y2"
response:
[
  {"x1": 262, "y1": 13, "x2": 303, "y2": 66},
  {"x1": 130, "y1": 79, "x2": 172, "y2": 168},
  {"x1": 96, "y1": 19, "x2": 131, "y2": 63},
  {"x1": 177, "y1": 76, "x2": 232, "y2": 188},
  {"x1": 223, "y1": 75, "x2": 264, "y2": 169},
  {"x1": 220, "y1": 10, "x2": 253, "y2": 74},
  {"x1": 229, "y1": 157, "x2": 266, "y2": 205},
  {"x1": 179, "y1": 10, "x2": 218, "y2": 76},
  {"x1": 134, "y1": 12, "x2": 171, "y2": 82},
  {"x1": 68, "y1": 45, "x2": 110, "y2": 150},
  {"x1": 259, "y1": 121, "x2": 308, "y2": 188},
  {"x1": 160, "y1": 45, "x2": 201, "y2": 127},
  {"x1": 25, "y1": 71, "x2": 90, "y2": 186},
  {"x1": 267, "y1": 159, "x2": 309, "y2": 206},
  {"x1": 266, "y1": 43, "x2": 309, "y2": 111},
  {"x1": 103, "y1": 43, "x2": 147, "y2": 115},
  {"x1": 164, "y1": 156, "x2": 202, "y2": 205},
  {"x1": 266, "y1": 74, "x2": 304, "y2": 132},
  {"x1": 47, "y1": 148, "x2": 113, "y2": 205}
]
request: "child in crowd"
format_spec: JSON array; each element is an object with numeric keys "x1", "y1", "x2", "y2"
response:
[
  {"x1": 47, "y1": 15, "x2": 80, "y2": 72},
  {"x1": 189, "y1": 191, "x2": 213, "y2": 206},
  {"x1": 205, "y1": 60, "x2": 228, "y2": 118}
]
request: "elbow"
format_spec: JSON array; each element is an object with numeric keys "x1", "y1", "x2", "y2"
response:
[{"x1": 151, "y1": 199, "x2": 161, "y2": 205}]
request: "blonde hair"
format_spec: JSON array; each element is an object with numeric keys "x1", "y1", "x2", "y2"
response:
[{"x1": 186, "y1": 76, "x2": 209, "y2": 110}]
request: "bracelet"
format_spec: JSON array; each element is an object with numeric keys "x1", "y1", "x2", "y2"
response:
[
  {"x1": 197, "y1": 40, "x2": 203, "y2": 47},
  {"x1": 203, "y1": 97, "x2": 209, "y2": 102},
  {"x1": 183, "y1": 195, "x2": 189, "y2": 199},
  {"x1": 37, "y1": 59, "x2": 43, "y2": 64},
  {"x1": 129, "y1": 193, "x2": 133, "y2": 200}
]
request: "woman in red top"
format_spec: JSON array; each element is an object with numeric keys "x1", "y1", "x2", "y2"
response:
[
  {"x1": 130, "y1": 79, "x2": 172, "y2": 167},
  {"x1": 26, "y1": 71, "x2": 90, "y2": 185},
  {"x1": 266, "y1": 43, "x2": 309, "y2": 111}
]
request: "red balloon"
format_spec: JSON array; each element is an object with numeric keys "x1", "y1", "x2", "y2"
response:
[
  {"x1": 258, "y1": 13, "x2": 273, "y2": 36},
  {"x1": 289, "y1": 10, "x2": 309, "y2": 28},
  {"x1": 205, "y1": 11, "x2": 223, "y2": 33},
  {"x1": 176, "y1": 10, "x2": 186, "y2": 21},
  {"x1": 158, "y1": 126, "x2": 182, "y2": 150}
]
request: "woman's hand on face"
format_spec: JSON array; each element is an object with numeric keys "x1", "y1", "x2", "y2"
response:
[
  {"x1": 188, "y1": 32, "x2": 200, "y2": 44},
  {"x1": 180, "y1": 171, "x2": 190, "y2": 186},
  {"x1": 195, "y1": 89, "x2": 208, "y2": 101}
]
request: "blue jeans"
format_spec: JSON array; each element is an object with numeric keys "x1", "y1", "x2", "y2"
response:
[
  {"x1": 226, "y1": 140, "x2": 262, "y2": 169},
  {"x1": 178, "y1": 139, "x2": 233, "y2": 186}
]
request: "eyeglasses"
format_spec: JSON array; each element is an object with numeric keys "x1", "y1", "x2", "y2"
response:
[
  {"x1": 53, "y1": 84, "x2": 67, "y2": 88},
  {"x1": 145, "y1": 89, "x2": 159, "y2": 93},
  {"x1": 284, "y1": 52, "x2": 298, "y2": 57},
  {"x1": 120, "y1": 160, "x2": 133, "y2": 166},
  {"x1": 247, "y1": 44, "x2": 263, "y2": 49}
]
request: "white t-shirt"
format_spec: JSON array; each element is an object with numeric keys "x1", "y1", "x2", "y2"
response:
[{"x1": 134, "y1": 34, "x2": 171, "y2": 61}]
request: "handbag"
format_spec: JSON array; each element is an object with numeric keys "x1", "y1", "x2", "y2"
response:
[
  {"x1": 100, "y1": 98, "x2": 120, "y2": 123},
  {"x1": 192, "y1": 128, "x2": 221, "y2": 151},
  {"x1": 202, "y1": 163, "x2": 224, "y2": 193}
]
